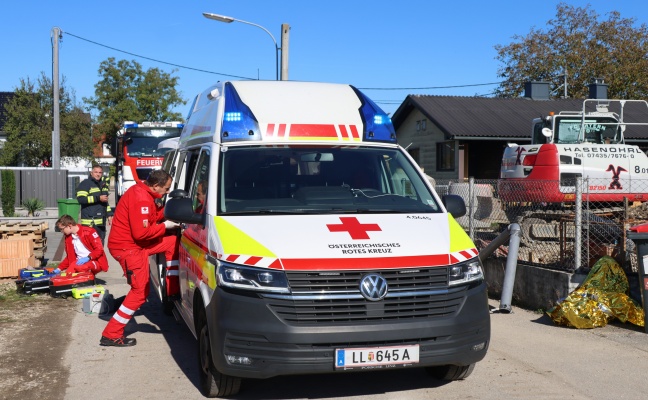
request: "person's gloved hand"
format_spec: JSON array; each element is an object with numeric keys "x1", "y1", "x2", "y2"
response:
[
  {"x1": 76, "y1": 257, "x2": 90, "y2": 265},
  {"x1": 163, "y1": 220, "x2": 180, "y2": 230},
  {"x1": 53, "y1": 268, "x2": 61, "y2": 274}
]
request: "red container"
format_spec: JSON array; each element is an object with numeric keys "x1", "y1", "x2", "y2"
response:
[{"x1": 49, "y1": 272, "x2": 96, "y2": 298}]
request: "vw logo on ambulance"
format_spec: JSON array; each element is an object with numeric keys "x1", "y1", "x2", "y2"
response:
[{"x1": 359, "y1": 274, "x2": 388, "y2": 301}]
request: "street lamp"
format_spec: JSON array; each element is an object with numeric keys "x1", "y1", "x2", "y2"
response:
[{"x1": 203, "y1": 12, "x2": 288, "y2": 81}]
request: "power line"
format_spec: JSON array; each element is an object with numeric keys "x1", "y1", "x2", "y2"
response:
[
  {"x1": 62, "y1": 30, "x2": 505, "y2": 91},
  {"x1": 62, "y1": 30, "x2": 255, "y2": 81},
  {"x1": 359, "y1": 82, "x2": 503, "y2": 91}
]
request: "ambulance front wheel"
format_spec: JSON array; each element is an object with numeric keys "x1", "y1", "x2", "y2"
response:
[
  {"x1": 196, "y1": 306, "x2": 242, "y2": 397},
  {"x1": 426, "y1": 363, "x2": 475, "y2": 381}
]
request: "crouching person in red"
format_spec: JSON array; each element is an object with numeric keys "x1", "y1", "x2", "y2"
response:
[
  {"x1": 100, "y1": 170, "x2": 179, "y2": 347},
  {"x1": 55, "y1": 215, "x2": 108, "y2": 275}
]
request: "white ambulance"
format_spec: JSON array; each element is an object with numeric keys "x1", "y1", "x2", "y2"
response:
[{"x1": 154, "y1": 80, "x2": 490, "y2": 397}]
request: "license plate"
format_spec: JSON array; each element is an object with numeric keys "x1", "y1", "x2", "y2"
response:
[{"x1": 335, "y1": 345, "x2": 419, "y2": 369}]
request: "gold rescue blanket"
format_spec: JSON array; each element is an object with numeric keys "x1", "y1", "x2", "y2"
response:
[{"x1": 548, "y1": 256, "x2": 644, "y2": 328}]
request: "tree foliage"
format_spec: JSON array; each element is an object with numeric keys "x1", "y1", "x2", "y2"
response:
[
  {"x1": 84, "y1": 58, "x2": 185, "y2": 148},
  {"x1": 0, "y1": 73, "x2": 93, "y2": 166},
  {"x1": 1, "y1": 170, "x2": 16, "y2": 217},
  {"x1": 495, "y1": 3, "x2": 648, "y2": 99}
]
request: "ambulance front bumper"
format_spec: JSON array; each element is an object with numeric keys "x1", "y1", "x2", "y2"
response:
[{"x1": 206, "y1": 282, "x2": 490, "y2": 379}]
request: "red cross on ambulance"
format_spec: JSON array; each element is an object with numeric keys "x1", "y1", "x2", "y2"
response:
[{"x1": 326, "y1": 217, "x2": 382, "y2": 240}]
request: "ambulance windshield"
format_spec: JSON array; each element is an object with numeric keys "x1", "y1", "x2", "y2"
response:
[{"x1": 219, "y1": 146, "x2": 441, "y2": 215}]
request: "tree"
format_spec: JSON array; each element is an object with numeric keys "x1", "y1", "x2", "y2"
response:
[
  {"x1": 0, "y1": 73, "x2": 93, "y2": 166},
  {"x1": 494, "y1": 3, "x2": 648, "y2": 99},
  {"x1": 84, "y1": 58, "x2": 185, "y2": 149},
  {"x1": 1, "y1": 170, "x2": 16, "y2": 217}
]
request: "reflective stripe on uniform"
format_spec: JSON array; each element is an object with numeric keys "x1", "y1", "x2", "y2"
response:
[
  {"x1": 112, "y1": 313, "x2": 130, "y2": 325},
  {"x1": 119, "y1": 304, "x2": 135, "y2": 315}
]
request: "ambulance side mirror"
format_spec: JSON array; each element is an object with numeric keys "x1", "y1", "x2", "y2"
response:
[
  {"x1": 442, "y1": 194, "x2": 466, "y2": 218},
  {"x1": 164, "y1": 195, "x2": 204, "y2": 225}
]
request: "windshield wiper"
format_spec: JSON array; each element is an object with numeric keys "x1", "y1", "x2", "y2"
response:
[
  {"x1": 337, "y1": 208, "x2": 424, "y2": 214},
  {"x1": 222, "y1": 208, "x2": 319, "y2": 215}
]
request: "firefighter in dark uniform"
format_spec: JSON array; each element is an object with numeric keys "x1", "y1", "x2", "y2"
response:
[{"x1": 76, "y1": 164, "x2": 113, "y2": 243}]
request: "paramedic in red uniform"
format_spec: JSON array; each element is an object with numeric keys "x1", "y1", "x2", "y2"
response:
[
  {"x1": 55, "y1": 214, "x2": 109, "y2": 275},
  {"x1": 100, "y1": 170, "x2": 179, "y2": 347}
]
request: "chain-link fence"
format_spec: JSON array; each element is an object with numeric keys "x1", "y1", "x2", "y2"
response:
[{"x1": 437, "y1": 178, "x2": 648, "y2": 273}]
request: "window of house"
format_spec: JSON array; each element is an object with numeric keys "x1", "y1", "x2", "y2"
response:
[
  {"x1": 436, "y1": 141, "x2": 455, "y2": 171},
  {"x1": 408, "y1": 148, "x2": 420, "y2": 165}
]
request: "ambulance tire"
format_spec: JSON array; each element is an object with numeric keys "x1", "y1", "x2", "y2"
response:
[
  {"x1": 157, "y1": 255, "x2": 174, "y2": 316},
  {"x1": 425, "y1": 363, "x2": 475, "y2": 381},
  {"x1": 196, "y1": 306, "x2": 242, "y2": 397}
]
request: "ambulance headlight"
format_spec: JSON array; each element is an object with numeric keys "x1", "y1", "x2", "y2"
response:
[
  {"x1": 217, "y1": 262, "x2": 290, "y2": 293},
  {"x1": 448, "y1": 259, "x2": 484, "y2": 286}
]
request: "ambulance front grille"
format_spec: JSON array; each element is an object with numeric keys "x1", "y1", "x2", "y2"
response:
[{"x1": 264, "y1": 267, "x2": 467, "y2": 325}]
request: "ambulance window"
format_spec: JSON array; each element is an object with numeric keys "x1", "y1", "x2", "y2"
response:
[
  {"x1": 387, "y1": 158, "x2": 415, "y2": 198},
  {"x1": 190, "y1": 151, "x2": 210, "y2": 214},
  {"x1": 173, "y1": 151, "x2": 188, "y2": 191},
  {"x1": 183, "y1": 151, "x2": 200, "y2": 191},
  {"x1": 161, "y1": 150, "x2": 177, "y2": 177},
  {"x1": 218, "y1": 146, "x2": 441, "y2": 214}
]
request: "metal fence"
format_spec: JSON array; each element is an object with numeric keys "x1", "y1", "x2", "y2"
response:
[
  {"x1": 0, "y1": 168, "x2": 71, "y2": 208},
  {"x1": 438, "y1": 178, "x2": 645, "y2": 273}
]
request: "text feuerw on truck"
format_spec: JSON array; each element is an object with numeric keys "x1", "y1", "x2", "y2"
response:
[{"x1": 151, "y1": 80, "x2": 490, "y2": 397}]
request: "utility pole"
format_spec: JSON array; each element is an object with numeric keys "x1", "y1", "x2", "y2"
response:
[
  {"x1": 51, "y1": 27, "x2": 61, "y2": 169},
  {"x1": 280, "y1": 24, "x2": 290, "y2": 81},
  {"x1": 563, "y1": 66, "x2": 568, "y2": 99}
]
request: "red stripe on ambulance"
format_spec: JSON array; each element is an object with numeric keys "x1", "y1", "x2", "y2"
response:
[
  {"x1": 279, "y1": 254, "x2": 450, "y2": 270},
  {"x1": 289, "y1": 124, "x2": 338, "y2": 138}
]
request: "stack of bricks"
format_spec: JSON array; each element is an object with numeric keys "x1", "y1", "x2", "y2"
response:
[{"x1": 0, "y1": 222, "x2": 47, "y2": 278}]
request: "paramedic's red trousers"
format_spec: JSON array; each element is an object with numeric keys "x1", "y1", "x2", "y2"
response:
[
  {"x1": 102, "y1": 235, "x2": 179, "y2": 340},
  {"x1": 70, "y1": 260, "x2": 101, "y2": 275}
]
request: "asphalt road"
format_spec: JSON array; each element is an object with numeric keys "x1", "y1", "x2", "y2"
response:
[{"x1": 54, "y1": 239, "x2": 648, "y2": 400}]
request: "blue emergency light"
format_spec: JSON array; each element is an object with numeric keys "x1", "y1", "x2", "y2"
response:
[
  {"x1": 352, "y1": 87, "x2": 397, "y2": 143},
  {"x1": 221, "y1": 83, "x2": 262, "y2": 142}
]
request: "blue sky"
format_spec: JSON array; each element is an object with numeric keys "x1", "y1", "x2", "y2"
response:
[{"x1": 1, "y1": 1, "x2": 646, "y2": 118}]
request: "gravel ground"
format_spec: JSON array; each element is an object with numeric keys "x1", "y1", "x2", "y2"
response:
[{"x1": 0, "y1": 280, "x2": 76, "y2": 400}]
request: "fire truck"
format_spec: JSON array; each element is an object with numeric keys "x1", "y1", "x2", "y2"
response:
[
  {"x1": 499, "y1": 99, "x2": 648, "y2": 203},
  {"x1": 112, "y1": 121, "x2": 184, "y2": 202}
]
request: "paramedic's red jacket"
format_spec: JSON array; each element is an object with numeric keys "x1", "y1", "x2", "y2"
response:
[
  {"x1": 59, "y1": 225, "x2": 109, "y2": 273},
  {"x1": 108, "y1": 180, "x2": 166, "y2": 251}
]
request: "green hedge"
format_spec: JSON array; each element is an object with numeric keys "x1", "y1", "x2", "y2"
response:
[{"x1": 1, "y1": 170, "x2": 16, "y2": 217}]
